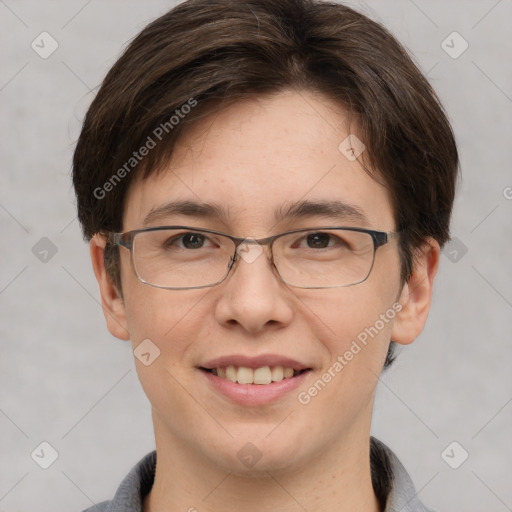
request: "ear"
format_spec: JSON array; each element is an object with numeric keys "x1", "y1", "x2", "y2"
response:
[
  {"x1": 391, "y1": 238, "x2": 440, "y2": 345},
  {"x1": 89, "y1": 234, "x2": 130, "y2": 341}
]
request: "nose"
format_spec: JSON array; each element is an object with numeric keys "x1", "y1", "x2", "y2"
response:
[{"x1": 214, "y1": 243, "x2": 294, "y2": 334}]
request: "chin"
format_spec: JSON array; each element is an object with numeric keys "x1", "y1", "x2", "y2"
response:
[{"x1": 205, "y1": 428, "x2": 310, "y2": 476}]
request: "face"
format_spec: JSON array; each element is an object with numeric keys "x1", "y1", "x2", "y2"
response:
[{"x1": 92, "y1": 89, "x2": 437, "y2": 476}]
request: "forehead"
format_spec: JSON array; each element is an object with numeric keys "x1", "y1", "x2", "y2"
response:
[{"x1": 124, "y1": 90, "x2": 395, "y2": 234}]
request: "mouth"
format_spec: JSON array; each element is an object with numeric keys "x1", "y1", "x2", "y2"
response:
[
  {"x1": 200, "y1": 365, "x2": 310, "y2": 385},
  {"x1": 197, "y1": 355, "x2": 313, "y2": 405}
]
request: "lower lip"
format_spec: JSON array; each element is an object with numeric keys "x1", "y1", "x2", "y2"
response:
[{"x1": 200, "y1": 369, "x2": 311, "y2": 406}]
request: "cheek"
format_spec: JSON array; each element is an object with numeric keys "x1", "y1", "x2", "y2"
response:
[
  {"x1": 122, "y1": 285, "x2": 214, "y2": 419},
  {"x1": 295, "y1": 260, "x2": 401, "y2": 394},
  {"x1": 292, "y1": 287, "x2": 399, "y2": 435},
  {"x1": 123, "y1": 282, "x2": 211, "y2": 353},
  {"x1": 305, "y1": 251, "x2": 400, "y2": 337},
  {"x1": 301, "y1": 287, "x2": 395, "y2": 361},
  {"x1": 119, "y1": 248, "x2": 203, "y2": 343},
  {"x1": 119, "y1": 252, "x2": 204, "y2": 380}
]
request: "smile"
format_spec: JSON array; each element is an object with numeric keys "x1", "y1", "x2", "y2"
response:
[
  {"x1": 198, "y1": 355, "x2": 312, "y2": 405},
  {"x1": 201, "y1": 365, "x2": 307, "y2": 384}
]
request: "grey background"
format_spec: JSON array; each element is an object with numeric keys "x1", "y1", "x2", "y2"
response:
[{"x1": 0, "y1": 0, "x2": 511, "y2": 510}]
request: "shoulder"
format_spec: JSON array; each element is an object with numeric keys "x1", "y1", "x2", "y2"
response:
[
  {"x1": 371, "y1": 437, "x2": 436, "y2": 512},
  {"x1": 82, "y1": 501, "x2": 109, "y2": 512},
  {"x1": 81, "y1": 451, "x2": 156, "y2": 512}
]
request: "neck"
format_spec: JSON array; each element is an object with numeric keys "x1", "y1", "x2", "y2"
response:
[{"x1": 143, "y1": 420, "x2": 380, "y2": 512}]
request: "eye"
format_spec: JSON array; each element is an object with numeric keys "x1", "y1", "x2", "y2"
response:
[
  {"x1": 292, "y1": 232, "x2": 348, "y2": 250},
  {"x1": 288, "y1": 231, "x2": 353, "y2": 252},
  {"x1": 304, "y1": 232, "x2": 333, "y2": 249},
  {"x1": 182, "y1": 233, "x2": 206, "y2": 249},
  {"x1": 167, "y1": 232, "x2": 212, "y2": 249}
]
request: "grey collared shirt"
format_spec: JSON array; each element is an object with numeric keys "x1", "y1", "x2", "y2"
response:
[{"x1": 83, "y1": 438, "x2": 435, "y2": 512}]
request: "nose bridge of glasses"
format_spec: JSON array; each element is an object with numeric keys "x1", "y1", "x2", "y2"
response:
[{"x1": 232, "y1": 236, "x2": 273, "y2": 266}]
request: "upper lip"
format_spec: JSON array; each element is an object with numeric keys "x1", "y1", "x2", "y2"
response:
[{"x1": 200, "y1": 354, "x2": 310, "y2": 370}]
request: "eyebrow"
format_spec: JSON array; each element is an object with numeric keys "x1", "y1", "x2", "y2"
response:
[
  {"x1": 142, "y1": 199, "x2": 369, "y2": 227},
  {"x1": 143, "y1": 200, "x2": 228, "y2": 226},
  {"x1": 276, "y1": 199, "x2": 369, "y2": 225}
]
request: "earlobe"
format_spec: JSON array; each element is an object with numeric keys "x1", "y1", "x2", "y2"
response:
[
  {"x1": 391, "y1": 238, "x2": 440, "y2": 346},
  {"x1": 89, "y1": 234, "x2": 130, "y2": 341}
]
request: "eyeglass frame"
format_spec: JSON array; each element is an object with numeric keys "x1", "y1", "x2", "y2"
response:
[{"x1": 108, "y1": 225, "x2": 399, "y2": 290}]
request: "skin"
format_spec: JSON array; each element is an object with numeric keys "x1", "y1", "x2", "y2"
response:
[{"x1": 90, "y1": 89, "x2": 439, "y2": 512}]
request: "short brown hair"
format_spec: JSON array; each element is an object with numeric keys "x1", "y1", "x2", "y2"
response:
[{"x1": 72, "y1": 0, "x2": 459, "y2": 366}]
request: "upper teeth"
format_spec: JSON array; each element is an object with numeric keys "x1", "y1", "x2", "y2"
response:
[{"x1": 214, "y1": 365, "x2": 297, "y2": 384}]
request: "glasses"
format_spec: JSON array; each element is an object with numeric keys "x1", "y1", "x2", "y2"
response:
[{"x1": 109, "y1": 226, "x2": 398, "y2": 290}]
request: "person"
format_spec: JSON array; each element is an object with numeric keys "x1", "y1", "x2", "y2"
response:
[{"x1": 72, "y1": 0, "x2": 458, "y2": 510}]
